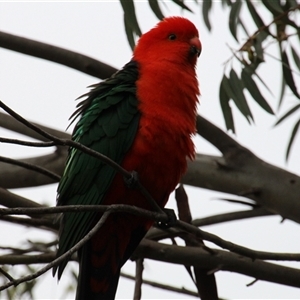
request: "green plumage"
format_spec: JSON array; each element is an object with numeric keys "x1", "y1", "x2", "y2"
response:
[{"x1": 53, "y1": 61, "x2": 140, "y2": 279}]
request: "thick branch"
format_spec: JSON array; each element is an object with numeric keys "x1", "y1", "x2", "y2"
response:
[
  {"x1": 0, "y1": 32, "x2": 118, "y2": 79},
  {"x1": 186, "y1": 116, "x2": 300, "y2": 224},
  {"x1": 0, "y1": 188, "x2": 43, "y2": 210},
  {"x1": 135, "y1": 239, "x2": 300, "y2": 289},
  {"x1": 0, "y1": 152, "x2": 66, "y2": 188},
  {"x1": 0, "y1": 112, "x2": 71, "y2": 141}
]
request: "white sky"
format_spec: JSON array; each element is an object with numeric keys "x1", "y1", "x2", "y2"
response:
[{"x1": 0, "y1": 1, "x2": 300, "y2": 299}]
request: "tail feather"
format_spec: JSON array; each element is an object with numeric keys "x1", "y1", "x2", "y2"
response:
[
  {"x1": 75, "y1": 215, "x2": 150, "y2": 300},
  {"x1": 76, "y1": 240, "x2": 120, "y2": 300}
]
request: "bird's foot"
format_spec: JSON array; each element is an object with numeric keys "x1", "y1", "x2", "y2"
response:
[
  {"x1": 156, "y1": 208, "x2": 177, "y2": 229},
  {"x1": 124, "y1": 171, "x2": 139, "y2": 189}
]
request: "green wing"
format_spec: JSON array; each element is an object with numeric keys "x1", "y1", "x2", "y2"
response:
[{"x1": 54, "y1": 61, "x2": 140, "y2": 278}]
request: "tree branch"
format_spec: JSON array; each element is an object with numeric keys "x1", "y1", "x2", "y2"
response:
[
  {"x1": 0, "y1": 112, "x2": 71, "y2": 141},
  {"x1": 135, "y1": 239, "x2": 300, "y2": 289},
  {"x1": 0, "y1": 32, "x2": 118, "y2": 79},
  {"x1": 0, "y1": 155, "x2": 60, "y2": 182},
  {"x1": 0, "y1": 152, "x2": 66, "y2": 188},
  {"x1": 182, "y1": 116, "x2": 300, "y2": 224}
]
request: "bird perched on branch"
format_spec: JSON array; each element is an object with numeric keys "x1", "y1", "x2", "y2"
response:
[{"x1": 53, "y1": 16, "x2": 201, "y2": 300}]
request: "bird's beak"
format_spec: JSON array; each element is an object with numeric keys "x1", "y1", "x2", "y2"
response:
[{"x1": 190, "y1": 37, "x2": 202, "y2": 57}]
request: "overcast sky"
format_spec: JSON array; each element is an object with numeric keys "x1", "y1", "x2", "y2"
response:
[{"x1": 1, "y1": 1, "x2": 300, "y2": 299}]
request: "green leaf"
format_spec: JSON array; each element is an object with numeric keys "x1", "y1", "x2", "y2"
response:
[
  {"x1": 238, "y1": 17, "x2": 250, "y2": 37},
  {"x1": 274, "y1": 103, "x2": 300, "y2": 126},
  {"x1": 261, "y1": 0, "x2": 283, "y2": 15},
  {"x1": 124, "y1": 14, "x2": 136, "y2": 51},
  {"x1": 229, "y1": 0, "x2": 242, "y2": 41},
  {"x1": 171, "y1": 0, "x2": 193, "y2": 12},
  {"x1": 291, "y1": 45, "x2": 300, "y2": 72},
  {"x1": 244, "y1": 64, "x2": 274, "y2": 97},
  {"x1": 120, "y1": 0, "x2": 142, "y2": 36},
  {"x1": 245, "y1": 0, "x2": 269, "y2": 40},
  {"x1": 278, "y1": 75, "x2": 286, "y2": 109},
  {"x1": 286, "y1": 118, "x2": 300, "y2": 161},
  {"x1": 229, "y1": 68, "x2": 254, "y2": 123},
  {"x1": 148, "y1": 0, "x2": 164, "y2": 20},
  {"x1": 221, "y1": 0, "x2": 232, "y2": 8},
  {"x1": 281, "y1": 50, "x2": 300, "y2": 99},
  {"x1": 253, "y1": 32, "x2": 265, "y2": 62},
  {"x1": 241, "y1": 69, "x2": 274, "y2": 115},
  {"x1": 202, "y1": 0, "x2": 212, "y2": 31},
  {"x1": 220, "y1": 76, "x2": 235, "y2": 133},
  {"x1": 287, "y1": 0, "x2": 298, "y2": 7}
]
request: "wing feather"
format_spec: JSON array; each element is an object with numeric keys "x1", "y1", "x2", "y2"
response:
[{"x1": 53, "y1": 61, "x2": 140, "y2": 278}]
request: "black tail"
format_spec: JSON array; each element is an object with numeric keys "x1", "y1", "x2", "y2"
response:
[{"x1": 75, "y1": 240, "x2": 120, "y2": 300}]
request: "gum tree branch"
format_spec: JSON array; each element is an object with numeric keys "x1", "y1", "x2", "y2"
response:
[
  {"x1": 0, "y1": 152, "x2": 66, "y2": 188},
  {"x1": 182, "y1": 116, "x2": 300, "y2": 224},
  {"x1": 135, "y1": 239, "x2": 300, "y2": 289},
  {"x1": 0, "y1": 155, "x2": 60, "y2": 182},
  {"x1": 0, "y1": 112, "x2": 71, "y2": 141},
  {"x1": 0, "y1": 32, "x2": 118, "y2": 79}
]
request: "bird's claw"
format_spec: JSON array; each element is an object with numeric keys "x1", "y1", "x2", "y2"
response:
[
  {"x1": 156, "y1": 208, "x2": 177, "y2": 229},
  {"x1": 124, "y1": 171, "x2": 139, "y2": 189}
]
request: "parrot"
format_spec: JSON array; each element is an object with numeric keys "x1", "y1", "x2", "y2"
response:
[{"x1": 53, "y1": 16, "x2": 201, "y2": 300}]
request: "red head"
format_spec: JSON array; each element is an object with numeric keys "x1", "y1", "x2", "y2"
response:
[{"x1": 133, "y1": 17, "x2": 201, "y2": 68}]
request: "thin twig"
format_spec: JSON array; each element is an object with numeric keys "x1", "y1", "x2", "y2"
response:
[
  {"x1": 0, "y1": 137, "x2": 55, "y2": 147},
  {"x1": 146, "y1": 208, "x2": 272, "y2": 241},
  {"x1": 175, "y1": 220, "x2": 300, "y2": 261},
  {"x1": 0, "y1": 205, "x2": 168, "y2": 223},
  {"x1": 0, "y1": 268, "x2": 15, "y2": 282},
  {"x1": 239, "y1": 4, "x2": 300, "y2": 51}
]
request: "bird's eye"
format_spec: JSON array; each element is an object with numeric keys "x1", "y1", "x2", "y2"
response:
[{"x1": 168, "y1": 34, "x2": 177, "y2": 40}]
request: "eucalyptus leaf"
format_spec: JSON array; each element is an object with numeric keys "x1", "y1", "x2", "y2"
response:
[
  {"x1": 148, "y1": 0, "x2": 164, "y2": 20},
  {"x1": 229, "y1": 69, "x2": 254, "y2": 123},
  {"x1": 220, "y1": 76, "x2": 235, "y2": 133},
  {"x1": 281, "y1": 50, "x2": 300, "y2": 99},
  {"x1": 278, "y1": 76, "x2": 286, "y2": 109},
  {"x1": 124, "y1": 14, "x2": 136, "y2": 51},
  {"x1": 286, "y1": 118, "x2": 300, "y2": 161},
  {"x1": 274, "y1": 103, "x2": 300, "y2": 126},
  {"x1": 171, "y1": 0, "x2": 193, "y2": 12},
  {"x1": 287, "y1": 0, "x2": 298, "y2": 6},
  {"x1": 120, "y1": 0, "x2": 142, "y2": 36},
  {"x1": 291, "y1": 45, "x2": 300, "y2": 72},
  {"x1": 245, "y1": 0, "x2": 269, "y2": 40},
  {"x1": 241, "y1": 69, "x2": 274, "y2": 114},
  {"x1": 261, "y1": 0, "x2": 283, "y2": 14},
  {"x1": 202, "y1": 0, "x2": 212, "y2": 31},
  {"x1": 229, "y1": 0, "x2": 242, "y2": 41}
]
